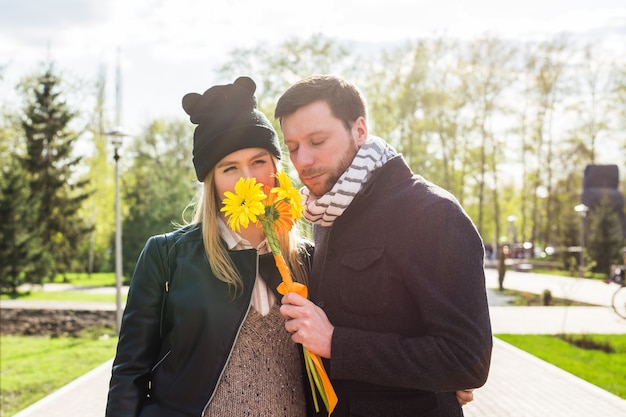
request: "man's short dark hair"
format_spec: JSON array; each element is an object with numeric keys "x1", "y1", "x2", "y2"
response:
[{"x1": 275, "y1": 75, "x2": 367, "y2": 131}]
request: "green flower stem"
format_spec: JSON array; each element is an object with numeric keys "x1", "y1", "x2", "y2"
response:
[
  {"x1": 304, "y1": 349, "x2": 330, "y2": 412},
  {"x1": 304, "y1": 353, "x2": 321, "y2": 412},
  {"x1": 260, "y1": 220, "x2": 281, "y2": 256}
]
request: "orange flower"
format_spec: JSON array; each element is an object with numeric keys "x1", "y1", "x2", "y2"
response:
[{"x1": 261, "y1": 185, "x2": 295, "y2": 235}]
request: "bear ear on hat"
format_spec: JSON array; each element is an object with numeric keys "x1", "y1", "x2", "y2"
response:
[
  {"x1": 182, "y1": 92, "x2": 202, "y2": 120},
  {"x1": 233, "y1": 76, "x2": 256, "y2": 94}
]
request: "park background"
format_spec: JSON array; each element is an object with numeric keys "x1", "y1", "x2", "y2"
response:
[{"x1": 1, "y1": 1, "x2": 626, "y2": 415}]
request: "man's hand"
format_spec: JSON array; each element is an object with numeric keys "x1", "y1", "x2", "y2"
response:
[
  {"x1": 280, "y1": 292, "x2": 334, "y2": 358},
  {"x1": 281, "y1": 294, "x2": 477, "y2": 407},
  {"x1": 456, "y1": 389, "x2": 474, "y2": 405}
]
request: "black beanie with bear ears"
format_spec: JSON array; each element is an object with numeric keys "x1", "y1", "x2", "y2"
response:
[{"x1": 182, "y1": 76, "x2": 282, "y2": 182}]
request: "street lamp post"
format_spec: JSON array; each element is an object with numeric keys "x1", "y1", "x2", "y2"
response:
[
  {"x1": 574, "y1": 204, "x2": 589, "y2": 278},
  {"x1": 106, "y1": 129, "x2": 127, "y2": 334}
]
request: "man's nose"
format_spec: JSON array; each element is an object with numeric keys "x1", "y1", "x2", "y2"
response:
[{"x1": 292, "y1": 147, "x2": 314, "y2": 169}]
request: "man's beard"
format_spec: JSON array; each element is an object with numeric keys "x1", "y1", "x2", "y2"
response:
[{"x1": 305, "y1": 141, "x2": 358, "y2": 198}]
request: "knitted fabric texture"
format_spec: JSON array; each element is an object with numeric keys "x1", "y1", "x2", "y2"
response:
[
  {"x1": 203, "y1": 304, "x2": 305, "y2": 416},
  {"x1": 302, "y1": 135, "x2": 397, "y2": 226}
]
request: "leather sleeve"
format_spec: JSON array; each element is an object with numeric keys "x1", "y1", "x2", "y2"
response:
[{"x1": 106, "y1": 235, "x2": 168, "y2": 417}]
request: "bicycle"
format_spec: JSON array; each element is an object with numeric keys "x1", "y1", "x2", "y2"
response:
[{"x1": 609, "y1": 267, "x2": 626, "y2": 319}]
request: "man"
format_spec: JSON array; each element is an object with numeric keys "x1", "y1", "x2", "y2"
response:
[{"x1": 276, "y1": 75, "x2": 492, "y2": 416}]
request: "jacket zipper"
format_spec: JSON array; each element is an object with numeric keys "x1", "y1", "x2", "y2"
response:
[{"x1": 159, "y1": 281, "x2": 169, "y2": 338}]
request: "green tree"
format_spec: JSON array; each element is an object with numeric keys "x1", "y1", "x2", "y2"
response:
[
  {"x1": 0, "y1": 156, "x2": 50, "y2": 294},
  {"x1": 364, "y1": 41, "x2": 431, "y2": 174},
  {"x1": 460, "y1": 35, "x2": 517, "y2": 242},
  {"x1": 571, "y1": 45, "x2": 612, "y2": 164},
  {"x1": 614, "y1": 64, "x2": 626, "y2": 192},
  {"x1": 363, "y1": 37, "x2": 468, "y2": 195},
  {"x1": 17, "y1": 63, "x2": 92, "y2": 281},
  {"x1": 121, "y1": 119, "x2": 196, "y2": 277},
  {"x1": 80, "y1": 65, "x2": 116, "y2": 274},
  {"x1": 519, "y1": 37, "x2": 570, "y2": 249},
  {"x1": 550, "y1": 144, "x2": 593, "y2": 265},
  {"x1": 416, "y1": 36, "x2": 468, "y2": 195},
  {"x1": 218, "y1": 33, "x2": 356, "y2": 111}
]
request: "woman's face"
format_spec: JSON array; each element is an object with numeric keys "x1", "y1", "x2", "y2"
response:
[{"x1": 213, "y1": 147, "x2": 276, "y2": 201}]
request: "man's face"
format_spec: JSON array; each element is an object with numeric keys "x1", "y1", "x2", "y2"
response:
[{"x1": 281, "y1": 100, "x2": 367, "y2": 197}]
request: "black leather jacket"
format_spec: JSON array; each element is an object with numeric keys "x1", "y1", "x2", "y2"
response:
[{"x1": 106, "y1": 224, "x2": 312, "y2": 417}]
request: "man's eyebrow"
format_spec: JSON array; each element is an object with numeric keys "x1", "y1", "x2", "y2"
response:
[{"x1": 286, "y1": 130, "x2": 327, "y2": 142}]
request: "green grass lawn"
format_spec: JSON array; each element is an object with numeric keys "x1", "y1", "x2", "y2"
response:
[
  {"x1": 0, "y1": 328, "x2": 118, "y2": 417},
  {"x1": 1, "y1": 272, "x2": 127, "y2": 303},
  {"x1": 496, "y1": 334, "x2": 626, "y2": 399},
  {"x1": 0, "y1": 290, "x2": 126, "y2": 303},
  {"x1": 49, "y1": 272, "x2": 123, "y2": 287}
]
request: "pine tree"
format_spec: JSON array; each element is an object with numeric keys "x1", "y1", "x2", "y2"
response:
[
  {"x1": 0, "y1": 157, "x2": 51, "y2": 294},
  {"x1": 18, "y1": 63, "x2": 92, "y2": 281}
]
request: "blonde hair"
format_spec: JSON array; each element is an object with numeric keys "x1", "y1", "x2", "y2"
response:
[{"x1": 191, "y1": 162, "x2": 309, "y2": 296}]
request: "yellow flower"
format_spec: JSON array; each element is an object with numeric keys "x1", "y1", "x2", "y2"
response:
[
  {"x1": 272, "y1": 170, "x2": 304, "y2": 221},
  {"x1": 220, "y1": 177, "x2": 266, "y2": 232}
]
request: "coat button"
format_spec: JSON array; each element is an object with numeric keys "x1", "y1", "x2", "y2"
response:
[{"x1": 317, "y1": 301, "x2": 325, "y2": 308}]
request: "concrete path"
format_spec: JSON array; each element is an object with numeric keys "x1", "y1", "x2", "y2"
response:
[
  {"x1": 4, "y1": 268, "x2": 626, "y2": 416},
  {"x1": 463, "y1": 338, "x2": 626, "y2": 417},
  {"x1": 11, "y1": 359, "x2": 113, "y2": 417}
]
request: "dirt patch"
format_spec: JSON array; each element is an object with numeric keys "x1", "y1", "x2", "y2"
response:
[
  {"x1": 496, "y1": 289, "x2": 598, "y2": 307},
  {"x1": 0, "y1": 309, "x2": 116, "y2": 337},
  {"x1": 555, "y1": 334, "x2": 616, "y2": 353}
]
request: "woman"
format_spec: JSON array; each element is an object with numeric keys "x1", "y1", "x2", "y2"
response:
[{"x1": 106, "y1": 77, "x2": 312, "y2": 417}]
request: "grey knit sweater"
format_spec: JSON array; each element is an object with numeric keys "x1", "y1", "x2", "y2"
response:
[{"x1": 203, "y1": 304, "x2": 305, "y2": 416}]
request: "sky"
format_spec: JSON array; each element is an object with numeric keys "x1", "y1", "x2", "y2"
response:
[{"x1": 1, "y1": 0, "x2": 626, "y2": 137}]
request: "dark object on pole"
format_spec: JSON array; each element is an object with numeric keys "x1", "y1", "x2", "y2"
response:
[{"x1": 582, "y1": 164, "x2": 626, "y2": 238}]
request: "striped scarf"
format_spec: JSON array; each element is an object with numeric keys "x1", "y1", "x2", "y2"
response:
[{"x1": 301, "y1": 136, "x2": 397, "y2": 226}]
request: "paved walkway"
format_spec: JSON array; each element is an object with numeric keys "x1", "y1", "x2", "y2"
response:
[
  {"x1": 463, "y1": 338, "x2": 626, "y2": 417},
  {"x1": 4, "y1": 268, "x2": 626, "y2": 416}
]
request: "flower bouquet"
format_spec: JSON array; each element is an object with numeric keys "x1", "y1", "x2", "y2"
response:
[{"x1": 220, "y1": 171, "x2": 337, "y2": 415}]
